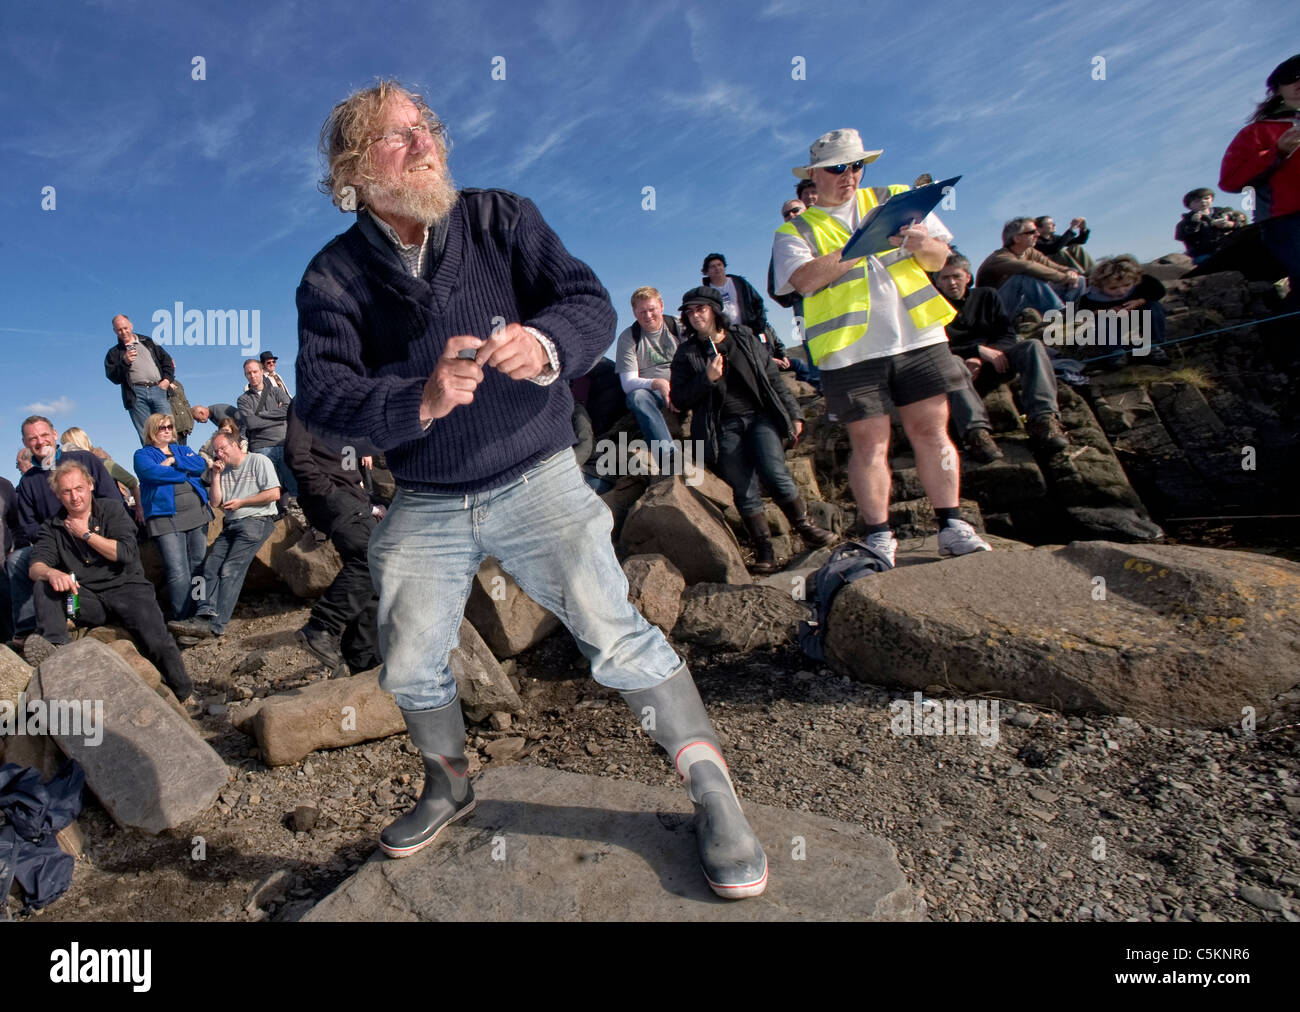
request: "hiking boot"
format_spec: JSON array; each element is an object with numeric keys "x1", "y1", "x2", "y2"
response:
[
  {"x1": 297, "y1": 623, "x2": 344, "y2": 675},
  {"x1": 168, "y1": 617, "x2": 215, "y2": 639},
  {"x1": 380, "y1": 700, "x2": 477, "y2": 859},
  {"x1": 776, "y1": 495, "x2": 835, "y2": 547},
  {"x1": 620, "y1": 667, "x2": 767, "y2": 899},
  {"x1": 1027, "y1": 414, "x2": 1070, "y2": 453},
  {"x1": 22, "y1": 633, "x2": 60, "y2": 667},
  {"x1": 937, "y1": 519, "x2": 992, "y2": 557},
  {"x1": 863, "y1": 530, "x2": 897, "y2": 569},
  {"x1": 964, "y1": 428, "x2": 1004, "y2": 463},
  {"x1": 741, "y1": 512, "x2": 780, "y2": 575}
]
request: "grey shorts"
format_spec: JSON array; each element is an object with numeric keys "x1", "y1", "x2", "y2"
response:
[{"x1": 822, "y1": 342, "x2": 968, "y2": 423}]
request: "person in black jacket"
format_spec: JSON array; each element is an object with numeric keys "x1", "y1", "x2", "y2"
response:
[
  {"x1": 670, "y1": 287, "x2": 832, "y2": 573},
  {"x1": 934, "y1": 256, "x2": 1069, "y2": 459},
  {"x1": 284, "y1": 404, "x2": 381, "y2": 676},
  {"x1": 104, "y1": 315, "x2": 177, "y2": 444}
]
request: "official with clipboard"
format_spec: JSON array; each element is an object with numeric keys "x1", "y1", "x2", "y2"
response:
[{"x1": 771, "y1": 129, "x2": 991, "y2": 568}]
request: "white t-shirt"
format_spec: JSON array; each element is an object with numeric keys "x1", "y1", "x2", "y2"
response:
[
  {"x1": 708, "y1": 278, "x2": 741, "y2": 325},
  {"x1": 771, "y1": 193, "x2": 953, "y2": 369}
]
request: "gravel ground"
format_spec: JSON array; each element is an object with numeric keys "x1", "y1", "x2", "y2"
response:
[{"x1": 14, "y1": 589, "x2": 1299, "y2": 923}]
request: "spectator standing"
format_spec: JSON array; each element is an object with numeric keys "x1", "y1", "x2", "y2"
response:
[
  {"x1": 1220, "y1": 54, "x2": 1300, "y2": 311},
  {"x1": 104, "y1": 315, "x2": 176, "y2": 445},
  {"x1": 260, "y1": 350, "x2": 291, "y2": 396},
  {"x1": 237, "y1": 357, "x2": 299, "y2": 500},
  {"x1": 133, "y1": 413, "x2": 213, "y2": 621}
]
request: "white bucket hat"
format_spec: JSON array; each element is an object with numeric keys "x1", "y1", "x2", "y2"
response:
[{"x1": 793, "y1": 128, "x2": 883, "y2": 179}]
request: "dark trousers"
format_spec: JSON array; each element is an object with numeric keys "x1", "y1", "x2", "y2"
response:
[
  {"x1": 948, "y1": 339, "x2": 1060, "y2": 439},
  {"x1": 34, "y1": 580, "x2": 193, "y2": 699},
  {"x1": 714, "y1": 412, "x2": 799, "y2": 516},
  {"x1": 307, "y1": 498, "x2": 380, "y2": 673}
]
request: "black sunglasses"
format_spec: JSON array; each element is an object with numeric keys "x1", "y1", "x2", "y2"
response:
[{"x1": 822, "y1": 160, "x2": 866, "y2": 176}]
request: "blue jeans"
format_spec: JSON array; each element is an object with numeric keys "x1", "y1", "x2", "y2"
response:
[
  {"x1": 368, "y1": 451, "x2": 682, "y2": 711},
  {"x1": 128, "y1": 385, "x2": 172, "y2": 444},
  {"x1": 625, "y1": 388, "x2": 677, "y2": 472},
  {"x1": 948, "y1": 340, "x2": 1060, "y2": 438},
  {"x1": 714, "y1": 413, "x2": 798, "y2": 515},
  {"x1": 255, "y1": 445, "x2": 299, "y2": 498},
  {"x1": 154, "y1": 523, "x2": 209, "y2": 619},
  {"x1": 6, "y1": 546, "x2": 34, "y2": 637},
  {"x1": 195, "y1": 515, "x2": 274, "y2": 634},
  {"x1": 996, "y1": 274, "x2": 1083, "y2": 318}
]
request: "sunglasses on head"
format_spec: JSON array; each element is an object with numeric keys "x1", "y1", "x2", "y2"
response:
[{"x1": 822, "y1": 160, "x2": 866, "y2": 175}]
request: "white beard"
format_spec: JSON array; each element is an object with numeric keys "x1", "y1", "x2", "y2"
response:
[{"x1": 364, "y1": 167, "x2": 458, "y2": 226}]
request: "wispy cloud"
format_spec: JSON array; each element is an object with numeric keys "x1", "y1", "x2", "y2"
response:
[{"x1": 25, "y1": 396, "x2": 76, "y2": 415}]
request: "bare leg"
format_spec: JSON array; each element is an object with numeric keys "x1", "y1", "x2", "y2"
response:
[
  {"x1": 845, "y1": 414, "x2": 893, "y2": 524},
  {"x1": 898, "y1": 394, "x2": 959, "y2": 510}
]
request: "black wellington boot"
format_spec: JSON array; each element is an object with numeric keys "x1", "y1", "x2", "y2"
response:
[
  {"x1": 379, "y1": 698, "x2": 476, "y2": 858},
  {"x1": 621, "y1": 666, "x2": 768, "y2": 899}
]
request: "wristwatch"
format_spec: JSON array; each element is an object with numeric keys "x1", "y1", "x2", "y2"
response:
[{"x1": 82, "y1": 530, "x2": 93, "y2": 541}]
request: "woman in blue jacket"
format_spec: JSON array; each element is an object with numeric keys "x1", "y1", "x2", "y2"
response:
[{"x1": 134, "y1": 412, "x2": 213, "y2": 620}]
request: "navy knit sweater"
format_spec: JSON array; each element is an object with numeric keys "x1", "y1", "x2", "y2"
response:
[{"x1": 294, "y1": 189, "x2": 615, "y2": 494}]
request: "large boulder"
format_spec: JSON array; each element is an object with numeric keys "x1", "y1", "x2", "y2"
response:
[
  {"x1": 464, "y1": 558, "x2": 561, "y2": 658},
  {"x1": 232, "y1": 669, "x2": 405, "y2": 766},
  {"x1": 619, "y1": 478, "x2": 750, "y2": 586},
  {"x1": 0, "y1": 646, "x2": 30, "y2": 710},
  {"x1": 449, "y1": 619, "x2": 524, "y2": 723},
  {"x1": 276, "y1": 530, "x2": 344, "y2": 599},
  {"x1": 825, "y1": 541, "x2": 1300, "y2": 728},
  {"x1": 622, "y1": 555, "x2": 685, "y2": 636},
  {"x1": 34, "y1": 640, "x2": 229, "y2": 833},
  {"x1": 674, "y1": 583, "x2": 808, "y2": 650}
]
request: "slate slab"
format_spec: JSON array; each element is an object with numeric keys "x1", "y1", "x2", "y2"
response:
[{"x1": 304, "y1": 765, "x2": 924, "y2": 922}]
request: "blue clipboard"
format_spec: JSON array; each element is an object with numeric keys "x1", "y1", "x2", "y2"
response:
[{"x1": 840, "y1": 175, "x2": 961, "y2": 261}]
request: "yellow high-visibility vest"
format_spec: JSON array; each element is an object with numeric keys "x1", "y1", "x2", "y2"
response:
[{"x1": 776, "y1": 186, "x2": 955, "y2": 367}]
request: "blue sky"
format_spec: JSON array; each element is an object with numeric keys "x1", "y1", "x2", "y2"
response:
[{"x1": 3, "y1": 0, "x2": 1297, "y2": 474}]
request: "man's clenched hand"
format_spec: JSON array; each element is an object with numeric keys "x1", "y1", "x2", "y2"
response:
[
  {"x1": 475, "y1": 322, "x2": 549, "y2": 381},
  {"x1": 421, "y1": 335, "x2": 487, "y2": 424}
]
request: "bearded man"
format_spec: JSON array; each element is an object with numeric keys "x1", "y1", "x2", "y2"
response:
[{"x1": 292, "y1": 81, "x2": 767, "y2": 899}]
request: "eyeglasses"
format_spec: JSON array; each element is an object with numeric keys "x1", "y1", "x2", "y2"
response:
[
  {"x1": 1018, "y1": 229, "x2": 1039, "y2": 236},
  {"x1": 369, "y1": 120, "x2": 445, "y2": 150},
  {"x1": 158, "y1": 424, "x2": 174, "y2": 431},
  {"x1": 783, "y1": 208, "x2": 803, "y2": 220},
  {"x1": 821, "y1": 161, "x2": 866, "y2": 176}
]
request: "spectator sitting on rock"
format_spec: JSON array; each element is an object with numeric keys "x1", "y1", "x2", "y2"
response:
[
  {"x1": 1175, "y1": 188, "x2": 1248, "y2": 264},
  {"x1": 1078, "y1": 255, "x2": 1170, "y2": 366},
  {"x1": 614, "y1": 286, "x2": 682, "y2": 476},
  {"x1": 934, "y1": 255, "x2": 1069, "y2": 462},
  {"x1": 669, "y1": 286, "x2": 832, "y2": 574},
  {"x1": 167, "y1": 430, "x2": 279, "y2": 641},
  {"x1": 976, "y1": 217, "x2": 1085, "y2": 325},
  {"x1": 1034, "y1": 215, "x2": 1093, "y2": 274},
  {"x1": 23, "y1": 459, "x2": 194, "y2": 701},
  {"x1": 133, "y1": 412, "x2": 213, "y2": 622},
  {"x1": 198, "y1": 417, "x2": 247, "y2": 468},
  {"x1": 11, "y1": 416, "x2": 125, "y2": 650}
]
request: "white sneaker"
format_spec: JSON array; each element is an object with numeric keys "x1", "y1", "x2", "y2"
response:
[
  {"x1": 863, "y1": 530, "x2": 897, "y2": 569},
  {"x1": 938, "y1": 519, "x2": 992, "y2": 557}
]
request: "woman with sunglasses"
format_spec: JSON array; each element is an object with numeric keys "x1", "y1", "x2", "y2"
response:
[
  {"x1": 1220, "y1": 54, "x2": 1300, "y2": 309},
  {"x1": 134, "y1": 412, "x2": 213, "y2": 620}
]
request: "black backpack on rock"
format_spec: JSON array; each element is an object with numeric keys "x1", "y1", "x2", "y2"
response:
[{"x1": 796, "y1": 539, "x2": 893, "y2": 662}]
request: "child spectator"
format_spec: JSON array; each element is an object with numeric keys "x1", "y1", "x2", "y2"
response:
[
  {"x1": 1175, "y1": 188, "x2": 1247, "y2": 263},
  {"x1": 1079, "y1": 256, "x2": 1169, "y2": 365}
]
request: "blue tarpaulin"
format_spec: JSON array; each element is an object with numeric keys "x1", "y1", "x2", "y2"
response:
[{"x1": 0, "y1": 759, "x2": 85, "y2": 913}]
